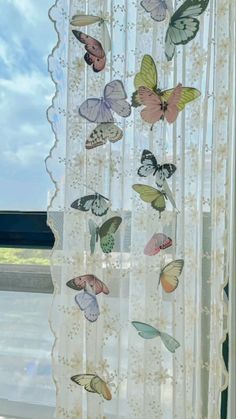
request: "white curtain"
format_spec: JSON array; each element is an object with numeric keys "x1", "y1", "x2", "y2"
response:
[{"x1": 46, "y1": 0, "x2": 235, "y2": 418}]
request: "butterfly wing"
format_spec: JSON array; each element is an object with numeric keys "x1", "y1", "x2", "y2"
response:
[
  {"x1": 155, "y1": 163, "x2": 176, "y2": 187},
  {"x1": 79, "y1": 98, "x2": 113, "y2": 123},
  {"x1": 162, "y1": 179, "x2": 178, "y2": 211},
  {"x1": 138, "y1": 149, "x2": 158, "y2": 177},
  {"x1": 138, "y1": 86, "x2": 164, "y2": 124},
  {"x1": 162, "y1": 87, "x2": 201, "y2": 111},
  {"x1": 90, "y1": 194, "x2": 110, "y2": 216},
  {"x1": 70, "y1": 15, "x2": 103, "y2": 26},
  {"x1": 134, "y1": 54, "x2": 157, "y2": 92},
  {"x1": 132, "y1": 184, "x2": 160, "y2": 203},
  {"x1": 71, "y1": 195, "x2": 96, "y2": 212},
  {"x1": 151, "y1": 191, "x2": 166, "y2": 212},
  {"x1": 159, "y1": 259, "x2": 184, "y2": 293},
  {"x1": 144, "y1": 233, "x2": 172, "y2": 256},
  {"x1": 132, "y1": 321, "x2": 160, "y2": 339},
  {"x1": 159, "y1": 331, "x2": 180, "y2": 353},
  {"x1": 71, "y1": 374, "x2": 97, "y2": 393},
  {"x1": 164, "y1": 83, "x2": 182, "y2": 123},
  {"x1": 99, "y1": 216, "x2": 122, "y2": 253},
  {"x1": 165, "y1": 0, "x2": 209, "y2": 60},
  {"x1": 86, "y1": 123, "x2": 123, "y2": 149},
  {"x1": 104, "y1": 80, "x2": 131, "y2": 118},
  {"x1": 75, "y1": 289, "x2": 100, "y2": 322},
  {"x1": 133, "y1": 55, "x2": 158, "y2": 108},
  {"x1": 141, "y1": 0, "x2": 168, "y2": 22},
  {"x1": 89, "y1": 219, "x2": 98, "y2": 254},
  {"x1": 90, "y1": 376, "x2": 112, "y2": 400},
  {"x1": 72, "y1": 30, "x2": 106, "y2": 72}
]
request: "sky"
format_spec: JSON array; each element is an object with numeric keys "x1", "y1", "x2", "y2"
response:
[{"x1": 0, "y1": 0, "x2": 56, "y2": 210}]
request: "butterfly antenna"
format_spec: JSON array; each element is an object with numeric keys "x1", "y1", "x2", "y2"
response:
[{"x1": 150, "y1": 124, "x2": 154, "y2": 131}]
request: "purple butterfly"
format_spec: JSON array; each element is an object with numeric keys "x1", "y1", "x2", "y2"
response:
[
  {"x1": 75, "y1": 284, "x2": 100, "y2": 322},
  {"x1": 79, "y1": 80, "x2": 131, "y2": 123}
]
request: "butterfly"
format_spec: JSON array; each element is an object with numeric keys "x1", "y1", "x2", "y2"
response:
[
  {"x1": 138, "y1": 149, "x2": 176, "y2": 187},
  {"x1": 139, "y1": 83, "x2": 186, "y2": 124},
  {"x1": 140, "y1": 0, "x2": 173, "y2": 22},
  {"x1": 132, "y1": 54, "x2": 200, "y2": 111},
  {"x1": 159, "y1": 259, "x2": 184, "y2": 292},
  {"x1": 144, "y1": 233, "x2": 172, "y2": 256},
  {"x1": 86, "y1": 123, "x2": 123, "y2": 149},
  {"x1": 70, "y1": 14, "x2": 111, "y2": 52},
  {"x1": 71, "y1": 193, "x2": 110, "y2": 216},
  {"x1": 72, "y1": 30, "x2": 106, "y2": 72},
  {"x1": 132, "y1": 321, "x2": 180, "y2": 353},
  {"x1": 132, "y1": 184, "x2": 166, "y2": 217},
  {"x1": 67, "y1": 274, "x2": 109, "y2": 295},
  {"x1": 89, "y1": 216, "x2": 122, "y2": 254},
  {"x1": 79, "y1": 80, "x2": 131, "y2": 123},
  {"x1": 71, "y1": 374, "x2": 112, "y2": 400},
  {"x1": 74, "y1": 284, "x2": 100, "y2": 322},
  {"x1": 165, "y1": 0, "x2": 210, "y2": 61}
]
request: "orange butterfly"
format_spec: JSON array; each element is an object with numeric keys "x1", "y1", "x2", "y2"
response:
[{"x1": 159, "y1": 259, "x2": 184, "y2": 293}]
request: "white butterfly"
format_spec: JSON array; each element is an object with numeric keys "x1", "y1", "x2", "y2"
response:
[
  {"x1": 79, "y1": 80, "x2": 131, "y2": 123},
  {"x1": 75, "y1": 284, "x2": 100, "y2": 322},
  {"x1": 86, "y1": 123, "x2": 123, "y2": 149},
  {"x1": 141, "y1": 0, "x2": 173, "y2": 22}
]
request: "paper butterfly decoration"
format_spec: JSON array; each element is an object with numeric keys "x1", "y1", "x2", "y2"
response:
[
  {"x1": 89, "y1": 216, "x2": 122, "y2": 254},
  {"x1": 86, "y1": 123, "x2": 123, "y2": 149},
  {"x1": 144, "y1": 233, "x2": 172, "y2": 256},
  {"x1": 162, "y1": 179, "x2": 179, "y2": 212},
  {"x1": 67, "y1": 274, "x2": 109, "y2": 295},
  {"x1": 138, "y1": 149, "x2": 176, "y2": 188},
  {"x1": 132, "y1": 55, "x2": 200, "y2": 124},
  {"x1": 79, "y1": 80, "x2": 131, "y2": 123},
  {"x1": 165, "y1": 0, "x2": 210, "y2": 61},
  {"x1": 70, "y1": 14, "x2": 111, "y2": 52},
  {"x1": 71, "y1": 192, "x2": 110, "y2": 217},
  {"x1": 71, "y1": 374, "x2": 112, "y2": 400},
  {"x1": 132, "y1": 321, "x2": 180, "y2": 353},
  {"x1": 159, "y1": 259, "x2": 184, "y2": 292},
  {"x1": 72, "y1": 30, "x2": 106, "y2": 72},
  {"x1": 132, "y1": 184, "x2": 166, "y2": 217},
  {"x1": 74, "y1": 284, "x2": 100, "y2": 322},
  {"x1": 140, "y1": 0, "x2": 173, "y2": 22}
]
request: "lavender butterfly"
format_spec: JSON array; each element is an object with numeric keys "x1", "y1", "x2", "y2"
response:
[
  {"x1": 79, "y1": 80, "x2": 131, "y2": 123},
  {"x1": 141, "y1": 0, "x2": 173, "y2": 22},
  {"x1": 75, "y1": 283, "x2": 100, "y2": 322}
]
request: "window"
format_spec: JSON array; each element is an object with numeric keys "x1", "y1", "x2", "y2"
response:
[{"x1": 0, "y1": 1, "x2": 56, "y2": 418}]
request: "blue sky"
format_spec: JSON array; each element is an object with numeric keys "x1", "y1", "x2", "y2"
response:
[{"x1": 0, "y1": 0, "x2": 56, "y2": 210}]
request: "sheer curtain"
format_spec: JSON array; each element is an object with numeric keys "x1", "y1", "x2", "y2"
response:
[{"x1": 46, "y1": 0, "x2": 235, "y2": 418}]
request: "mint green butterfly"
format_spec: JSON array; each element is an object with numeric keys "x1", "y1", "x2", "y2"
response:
[
  {"x1": 132, "y1": 321, "x2": 180, "y2": 353},
  {"x1": 89, "y1": 216, "x2": 122, "y2": 254}
]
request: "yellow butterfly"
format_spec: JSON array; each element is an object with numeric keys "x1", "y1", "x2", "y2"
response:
[
  {"x1": 71, "y1": 374, "x2": 112, "y2": 400},
  {"x1": 132, "y1": 184, "x2": 166, "y2": 217},
  {"x1": 132, "y1": 54, "x2": 200, "y2": 110},
  {"x1": 159, "y1": 259, "x2": 184, "y2": 293}
]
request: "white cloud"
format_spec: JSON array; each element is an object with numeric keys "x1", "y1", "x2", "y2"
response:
[
  {"x1": 8, "y1": 0, "x2": 38, "y2": 24},
  {"x1": 0, "y1": 71, "x2": 51, "y2": 95}
]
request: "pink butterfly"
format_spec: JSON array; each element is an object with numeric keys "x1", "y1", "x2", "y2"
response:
[
  {"x1": 144, "y1": 233, "x2": 172, "y2": 256},
  {"x1": 138, "y1": 83, "x2": 183, "y2": 124},
  {"x1": 66, "y1": 274, "x2": 109, "y2": 295},
  {"x1": 72, "y1": 30, "x2": 106, "y2": 72}
]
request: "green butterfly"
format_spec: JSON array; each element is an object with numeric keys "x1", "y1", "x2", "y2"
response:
[
  {"x1": 165, "y1": 0, "x2": 210, "y2": 61},
  {"x1": 89, "y1": 216, "x2": 122, "y2": 254},
  {"x1": 132, "y1": 321, "x2": 180, "y2": 353},
  {"x1": 132, "y1": 184, "x2": 166, "y2": 217},
  {"x1": 132, "y1": 54, "x2": 200, "y2": 108}
]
